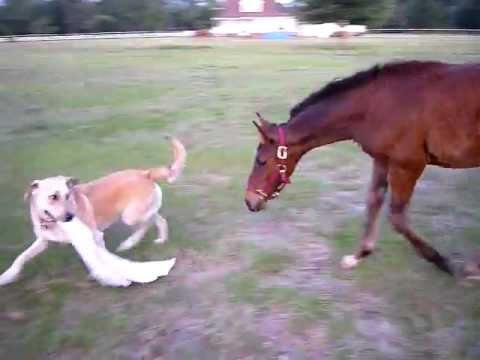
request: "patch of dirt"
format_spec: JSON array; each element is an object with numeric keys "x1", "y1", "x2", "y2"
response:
[
  {"x1": 256, "y1": 309, "x2": 327, "y2": 359},
  {"x1": 175, "y1": 249, "x2": 243, "y2": 287},
  {"x1": 113, "y1": 316, "x2": 218, "y2": 360}
]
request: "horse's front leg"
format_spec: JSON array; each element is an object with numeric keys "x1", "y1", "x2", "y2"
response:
[{"x1": 341, "y1": 159, "x2": 388, "y2": 269}]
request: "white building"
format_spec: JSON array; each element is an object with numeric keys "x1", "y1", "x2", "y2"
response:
[{"x1": 211, "y1": 0, "x2": 297, "y2": 36}]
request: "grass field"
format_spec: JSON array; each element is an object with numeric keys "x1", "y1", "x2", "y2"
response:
[{"x1": 1, "y1": 35, "x2": 480, "y2": 359}]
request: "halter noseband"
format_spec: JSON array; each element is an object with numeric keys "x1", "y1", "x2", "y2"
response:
[{"x1": 254, "y1": 126, "x2": 291, "y2": 201}]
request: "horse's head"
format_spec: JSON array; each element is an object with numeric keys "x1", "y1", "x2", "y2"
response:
[{"x1": 245, "y1": 113, "x2": 303, "y2": 212}]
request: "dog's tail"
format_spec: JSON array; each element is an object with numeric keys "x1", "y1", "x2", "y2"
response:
[{"x1": 145, "y1": 137, "x2": 186, "y2": 183}]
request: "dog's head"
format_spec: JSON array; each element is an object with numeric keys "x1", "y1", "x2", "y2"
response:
[{"x1": 25, "y1": 176, "x2": 79, "y2": 225}]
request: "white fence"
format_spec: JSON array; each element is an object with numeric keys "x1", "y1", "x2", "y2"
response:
[
  {"x1": 1, "y1": 28, "x2": 480, "y2": 43},
  {"x1": 0, "y1": 31, "x2": 196, "y2": 43},
  {"x1": 370, "y1": 28, "x2": 480, "y2": 35}
]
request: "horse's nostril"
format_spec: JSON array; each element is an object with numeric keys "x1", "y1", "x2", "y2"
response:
[{"x1": 245, "y1": 199, "x2": 255, "y2": 212}]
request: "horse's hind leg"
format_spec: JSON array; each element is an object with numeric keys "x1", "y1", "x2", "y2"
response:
[
  {"x1": 388, "y1": 165, "x2": 452, "y2": 274},
  {"x1": 341, "y1": 159, "x2": 388, "y2": 269}
]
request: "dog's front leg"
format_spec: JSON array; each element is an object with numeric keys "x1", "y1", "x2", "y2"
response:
[
  {"x1": 94, "y1": 231, "x2": 105, "y2": 248},
  {"x1": 0, "y1": 238, "x2": 48, "y2": 286}
]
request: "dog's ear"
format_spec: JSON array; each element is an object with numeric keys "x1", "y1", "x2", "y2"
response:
[
  {"x1": 24, "y1": 180, "x2": 39, "y2": 202},
  {"x1": 66, "y1": 177, "x2": 79, "y2": 189}
]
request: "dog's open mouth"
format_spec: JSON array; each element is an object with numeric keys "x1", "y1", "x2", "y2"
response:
[
  {"x1": 39, "y1": 211, "x2": 75, "y2": 228},
  {"x1": 39, "y1": 211, "x2": 57, "y2": 228}
]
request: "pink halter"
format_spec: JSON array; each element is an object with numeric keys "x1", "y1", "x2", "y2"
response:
[
  {"x1": 276, "y1": 126, "x2": 291, "y2": 185},
  {"x1": 250, "y1": 125, "x2": 291, "y2": 201}
]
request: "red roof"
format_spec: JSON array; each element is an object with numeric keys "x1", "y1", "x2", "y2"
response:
[{"x1": 218, "y1": 0, "x2": 290, "y2": 18}]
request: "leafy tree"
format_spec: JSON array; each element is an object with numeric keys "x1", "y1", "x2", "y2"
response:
[
  {"x1": 404, "y1": 0, "x2": 448, "y2": 28},
  {"x1": 30, "y1": 16, "x2": 58, "y2": 34},
  {"x1": 0, "y1": 0, "x2": 214, "y2": 34},
  {"x1": 456, "y1": 0, "x2": 480, "y2": 29},
  {"x1": 167, "y1": 0, "x2": 215, "y2": 30},
  {"x1": 89, "y1": 14, "x2": 118, "y2": 32},
  {"x1": 98, "y1": 0, "x2": 168, "y2": 31},
  {"x1": 1, "y1": 0, "x2": 36, "y2": 34},
  {"x1": 299, "y1": 0, "x2": 396, "y2": 27}
]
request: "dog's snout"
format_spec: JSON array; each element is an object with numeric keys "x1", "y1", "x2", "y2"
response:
[{"x1": 65, "y1": 212, "x2": 74, "y2": 222}]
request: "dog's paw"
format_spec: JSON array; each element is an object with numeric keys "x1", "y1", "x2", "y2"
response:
[
  {"x1": 153, "y1": 237, "x2": 167, "y2": 244},
  {"x1": 116, "y1": 241, "x2": 134, "y2": 252},
  {"x1": 0, "y1": 267, "x2": 20, "y2": 286}
]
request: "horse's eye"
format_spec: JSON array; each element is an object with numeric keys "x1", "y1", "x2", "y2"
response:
[
  {"x1": 49, "y1": 194, "x2": 59, "y2": 201},
  {"x1": 256, "y1": 158, "x2": 267, "y2": 166}
]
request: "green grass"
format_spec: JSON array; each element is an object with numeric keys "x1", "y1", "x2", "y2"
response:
[
  {"x1": 50, "y1": 312, "x2": 129, "y2": 352},
  {"x1": 1, "y1": 36, "x2": 480, "y2": 359},
  {"x1": 251, "y1": 249, "x2": 294, "y2": 274},
  {"x1": 225, "y1": 272, "x2": 330, "y2": 324}
]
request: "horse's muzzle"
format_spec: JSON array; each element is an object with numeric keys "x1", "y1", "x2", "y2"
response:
[{"x1": 245, "y1": 191, "x2": 266, "y2": 212}]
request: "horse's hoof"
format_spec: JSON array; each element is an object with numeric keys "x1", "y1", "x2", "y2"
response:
[
  {"x1": 463, "y1": 260, "x2": 480, "y2": 279},
  {"x1": 341, "y1": 255, "x2": 359, "y2": 270}
]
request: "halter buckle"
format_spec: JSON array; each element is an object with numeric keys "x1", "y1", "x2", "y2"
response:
[{"x1": 277, "y1": 145, "x2": 288, "y2": 160}]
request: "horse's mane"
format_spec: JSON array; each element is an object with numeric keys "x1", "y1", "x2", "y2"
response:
[{"x1": 289, "y1": 61, "x2": 444, "y2": 119}]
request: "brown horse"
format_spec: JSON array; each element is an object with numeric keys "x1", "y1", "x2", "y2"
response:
[{"x1": 245, "y1": 60, "x2": 480, "y2": 275}]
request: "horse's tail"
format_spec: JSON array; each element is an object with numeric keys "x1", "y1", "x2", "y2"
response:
[{"x1": 144, "y1": 137, "x2": 186, "y2": 183}]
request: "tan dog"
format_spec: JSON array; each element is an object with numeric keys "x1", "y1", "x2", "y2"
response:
[{"x1": 0, "y1": 137, "x2": 185, "y2": 286}]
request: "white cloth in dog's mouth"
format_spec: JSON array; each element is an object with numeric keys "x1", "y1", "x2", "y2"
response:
[{"x1": 57, "y1": 218, "x2": 176, "y2": 287}]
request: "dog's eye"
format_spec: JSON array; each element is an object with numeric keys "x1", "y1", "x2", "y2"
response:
[{"x1": 49, "y1": 194, "x2": 59, "y2": 201}]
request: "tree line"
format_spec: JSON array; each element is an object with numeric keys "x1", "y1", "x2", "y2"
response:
[
  {"x1": 300, "y1": 0, "x2": 480, "y2": 29},
  {"x1": 0, "y1": 0, "x2": 216, "y2": 35},
  {"x1": 0, "y1": 0, "x2": 479, "y2": 36}
]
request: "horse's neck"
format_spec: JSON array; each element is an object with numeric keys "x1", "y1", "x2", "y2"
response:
[{"x1": 286, "y1": 96, "x2": 363, "y2": 153}]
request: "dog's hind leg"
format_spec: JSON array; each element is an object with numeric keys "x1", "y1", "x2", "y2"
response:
[
  {"x1": 0, "y1": 238, "x2": 48, "y2": 286},
  {"x1": 117, "y1": 184, "x2": 162, "y2": 252},
  {"x1": 117, "y1": 220, "x2": 152, "y2": 252},
  {"x1": 95, "y1": 231, "x2": 105, "y2": 248},
  {"x1": 153, "y1": 214, "x2": 168, "y2": 244}
]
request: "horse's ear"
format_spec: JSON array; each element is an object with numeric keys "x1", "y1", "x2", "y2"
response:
[
  {"x1": 255, "y1": 112, "x2": 270, "y2": 128},
  {"x1": 254, "y1": 112, "x2": 277, "y2": 144},
  {"x1": 252, "y1": 120, "x2": 269, "y2": 144},
  {"x1": 24, "y1": 180, "x2": 39, "y2": 202}
]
